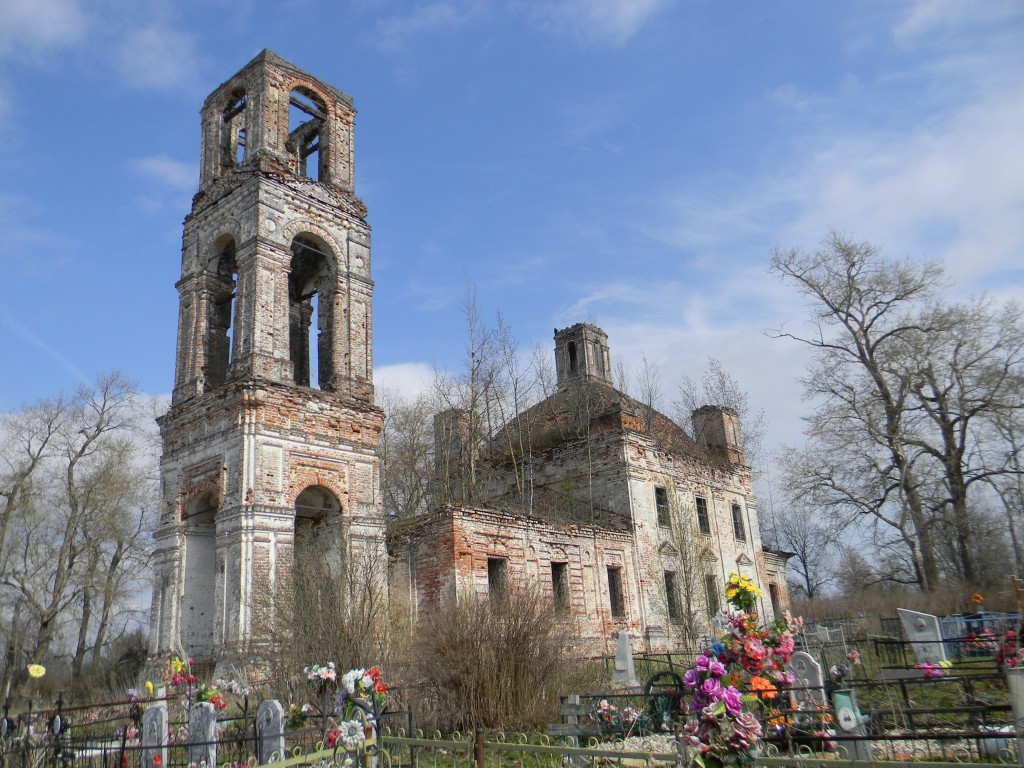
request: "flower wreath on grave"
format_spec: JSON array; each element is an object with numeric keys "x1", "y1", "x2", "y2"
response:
[{"x1": 683, "y1": 572, "x2": 803, "y2": 767}]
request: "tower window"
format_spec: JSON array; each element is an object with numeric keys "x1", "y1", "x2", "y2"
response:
[
  {"x1": 289, "y1": 88, "x2": 327, "y2": 181},
  {"x1": 607, "y1": 566, "x2": 624, "y2": 618},
  {"x1": 488, "y1": 557, "x2": 507, "y2": 598},
  {"x1": 655, "y1": 486, "x2": 670, "y2": 527},
  {"x1": 289, "y1": 235, "x2": 335, "y2": 390},
  {"x1": 205, "y1": 237, "x2": 237, "y2": 388},
  {"x1": 551, "y1": 562, "x2": 569, "y2": 612},
  {"x1": 695, "y1": 496, "x2": 711, "y2": 535},
  {"x1": 568, "y1": 341, "x2": 578, "y2": 373},
  {"x1": 732, "y1": 503, "x2": 746, "y2": 541},
  {"x1": 221, "y1": 91, "x2": 247, "y2": 171}
]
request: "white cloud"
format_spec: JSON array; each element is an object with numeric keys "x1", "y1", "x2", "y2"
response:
[
  {"x1": 132, "y1": 156, "x2": 198, "y2": 191},
  {"x1": 374, "y1": 1, "x2": 482, "y2": 51},
  {"x1": 787, "y1": 87, "x2": 1024, "y2": 290},
  {"x1": 892, "y1": 0, "x2": 1022, "y2": 45},
  {"x1": 526, "y1": 0, "x2": 672, "y2": 47},
  {"x1": 375, "y1": 362, "x2": 434, "y2": 400},
  {"x1": 113, "y1": 23, "x2": 202, "y2": 90},
  {"x1": 0, "y1": 0, "x2": 87, "y2": 57}
]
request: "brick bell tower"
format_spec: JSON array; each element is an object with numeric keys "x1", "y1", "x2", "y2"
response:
[{"x1": 148, "y1": 51, "x2": 385, "y2": 666}]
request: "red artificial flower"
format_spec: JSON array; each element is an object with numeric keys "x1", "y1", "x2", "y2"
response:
[
  {"x1": 325, "y1": 728, "x2": 340, "y2": 749},
  {"x1": 375, "y1": 683, "x2": 387, "y2": 694},
  {"x1": 154, "y1": 755, "x2": 163, "y2": 766}
]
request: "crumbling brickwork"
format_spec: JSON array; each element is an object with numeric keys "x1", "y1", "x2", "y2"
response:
[{"x1": 150, "y1": 51, "x2": 384, "y2": 667}]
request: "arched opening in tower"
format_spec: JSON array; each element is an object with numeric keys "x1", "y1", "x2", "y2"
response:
[
  {"x1": 289, "y1": 235, "x2": 335, "y2": 390},
  {"x1": 205, "y1": 236, "x2": 237, "y2": 387},
  {"x1": 288, "y1": 87, "x2": 327, "y2": 181},
  {"x1": 293, "y1": 485, "x2": 343, "y2": 613}
]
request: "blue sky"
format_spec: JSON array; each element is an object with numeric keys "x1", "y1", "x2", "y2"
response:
[{"x1": 1, "y1": 0, "x2": 1023, "y2": 454}]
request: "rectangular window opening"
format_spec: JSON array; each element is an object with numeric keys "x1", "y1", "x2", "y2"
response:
[
  {"x1": 655, "y1": 486, "x2": 670, "y2": 527},
  {"x1": 704, "y1": 574, "x2": 719, "y2": 619},
  {"x1": 487, "y1": 556, "x2": 507, "y2": 599},
  {"x1": 732, "y1": 503, "x2": 746, "y2": 541},
  {"x1": 664, "y1": 571, "x2": 679, "y2": 621},
  {"x1": 607, "y1": 566, "x2": 624, "y2": 618},
  {"x1": 551, "y1": 562, "x2": 569, "y2": 613},
  {"x1": 769, "y1": 583, "x2": 781, "y2": 616},
  {"x1": 696, "y1": 496, "x2": 711, "y2": 535}
]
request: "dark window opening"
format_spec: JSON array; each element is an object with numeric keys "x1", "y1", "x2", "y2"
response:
[
  {"x1": 769, "y1": 583, "x2": 781, "y2": 616},
  {"x1": 205, "y1": 238, "x2": 237, "y2": 387},
  {"x1": 732, "y1": 503, "x2": 746, "y2": 541},
  {"x1": 551, "y1": 562, "x2": 569, "y2": 612},
  {"x1": 664, "y1": 571, "x2": 680, "y2": 621},
  {"x1": 488, "y1": 557, "x2": 507, "y2": 598},
  {"x1": 289, "y1": 236, "x2": 334, "y2": 391},
  {"x1": 288, "y1": 88, "x2": 327, "y2": 181},
  {"x1": 607, "y1": 566, "x2": 624, "y2": 618},
  {"x1": 221, "y1": 91, "x2": 247, "y2": 171},
  {"x1": 695, "y1": 495, "x2": 711, "y2": 535},
  {"x1": 594, "y1": 342, "x2": 604, "y2": 372},
  {"x1": 655, "y1": 486, "x2": 670, "y2": 527},
  {"x1": 704, "y1": 574, "x2": 719, "y2": 618},
  {"x1": 568, "y1": 341, "x2": 578, "y2": 373}
]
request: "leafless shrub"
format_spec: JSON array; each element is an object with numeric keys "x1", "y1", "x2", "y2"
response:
[{"x1": 411, "y1": 585, "x2": 573, "y2": 731}]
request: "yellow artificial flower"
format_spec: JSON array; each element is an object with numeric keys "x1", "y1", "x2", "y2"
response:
[
  {"x1": 145, "y1": 680, "x2": 155, "y2": 696},
  {"x1": 27, "y1": 664, "x2": 46, "y2": 678}
]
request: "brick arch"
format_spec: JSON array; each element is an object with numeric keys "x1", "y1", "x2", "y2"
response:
[
  {"x1": 206, "y1": 226, "x2": 243, "y2": 267},
  {"x1": 179, "y1": 478, "x2": 221, "y2": 523},
  {"x1": 285, "y1": 81, "x2": 333, "y2": 119},
  {"x1": 288, "y1": 471, "x2": 346, "y2": 512},
  {"x1": 280, "y1": 221, "x2": 345, "y2": 266}
]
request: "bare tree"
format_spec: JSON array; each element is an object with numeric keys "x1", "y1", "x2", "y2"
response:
[
  {"x1": 770, "y1": 233, "x2": 1024, "y2": 590},
  {"x1": 770, "y1": 233, "x2": 947, "y2": 591},
  {"x1": 759, "y1": 488, "x2": 838, "y2": 600},
  {"x1": 0, "y1": 373, "x2": 155, "y2": 693},
  {"x1": 378, "y1": 389, "x2": 436, "y2": 520}
]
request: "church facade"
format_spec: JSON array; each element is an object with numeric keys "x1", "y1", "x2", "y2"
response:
[
  {"x1": 149, "y1": 53, "x2": 789, "y2": 665},
  {"x1": 390, "y1": 323, "x2": 791, "y2": 654}
]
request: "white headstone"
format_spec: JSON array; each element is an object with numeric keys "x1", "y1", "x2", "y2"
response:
[
  {"x1": 789, "y1": 650, "x2": 826, "y2": 706},
  {"x1": 611, "y1": 630, "x2": 639, "y2": 686},
  {"x1": 256, "y1": 700, "x2": 285, "y2": 765},
  {"x1": 897, "y1": 608, "x2": 947, "y2": 664},
  {"x1": 188, "y1": 702, "x2": 217, "y2": 768},
  {"x1": 141, "y1": 703, "x2": 168, "y2": 768}
]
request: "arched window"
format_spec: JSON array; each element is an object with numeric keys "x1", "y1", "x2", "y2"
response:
[
  {"x1": 289, "y1": 235, "x2": 335, "y2": 390},
  {"x1": 205, "y1": 237, "x2": 237, "y2": 387},
  {"x1": 288, "y1": 87, "x2": 327, "y2": 181},
  {"x1": 182, "y1": 493, "x2": 217, "y2": 658},
  {"x1": 221, "y1": 90, "x2": 247, "y2": 170}
]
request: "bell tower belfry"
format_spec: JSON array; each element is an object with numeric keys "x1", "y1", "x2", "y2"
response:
[{"x1": 149, "y1": 51, "x2": 385, "y2": 665}]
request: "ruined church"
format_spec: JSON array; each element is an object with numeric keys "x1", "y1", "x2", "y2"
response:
[{"x1": 148, "y1": 52, "x2": 789, "y2": 666}]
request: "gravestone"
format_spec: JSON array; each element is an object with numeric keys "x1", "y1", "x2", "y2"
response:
[
  {"x1": 141, "y1": 703, "x2": 168, "y2": 768},
  {"x1": 789, "y1": 651, "x2": 826, "y2": 707},
  {"x1": 188, "y1": 702, "x2": 217, "y2": 768},
  {"x1": 833, "y1": 688, "x2": 872, "y2": 761},
  {"x1": 897, "y1": 608, "x2": 947, "y2": 664},
  {"x1": 256, "y1": 700, "x2": 285, "y2": 765},
  {"x1": 610, "y1": 630, "x2": 639, "y2": 686}
]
